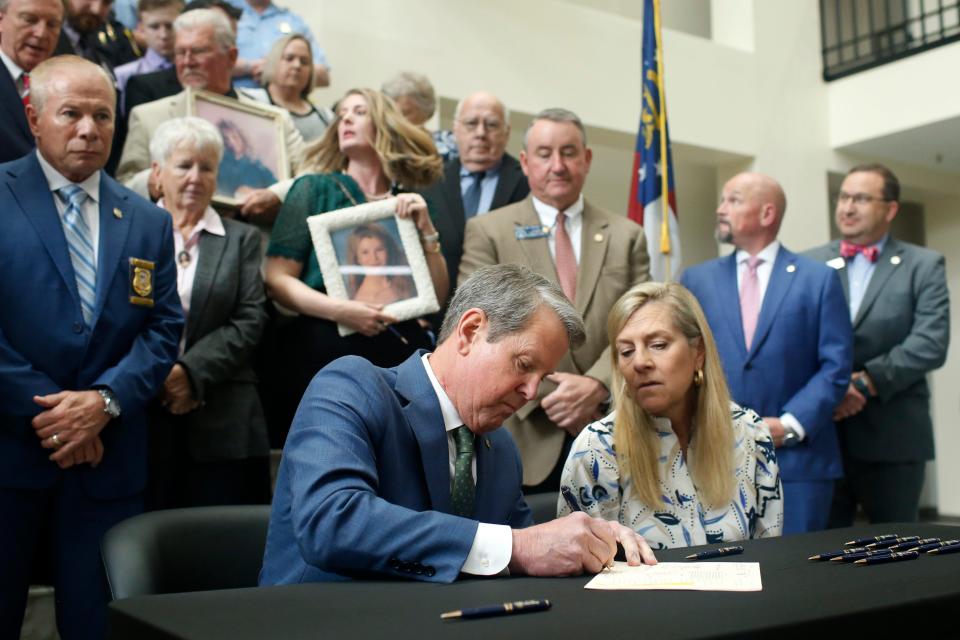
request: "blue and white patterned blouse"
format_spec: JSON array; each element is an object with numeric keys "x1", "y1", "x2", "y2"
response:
[{"x1": 558, "y1": 402, "x2": 783, "y2": 548}]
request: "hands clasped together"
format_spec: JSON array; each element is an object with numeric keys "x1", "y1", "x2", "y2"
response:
[{"x1": 32, "y1": 390, "x2": 110, "y2": 470}]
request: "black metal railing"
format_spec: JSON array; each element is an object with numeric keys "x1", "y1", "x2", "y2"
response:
[{"x1": 821, "y1": 0, "x2": 960, "y2": 80}]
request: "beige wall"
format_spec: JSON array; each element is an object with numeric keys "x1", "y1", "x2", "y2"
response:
[{"x1": 288, "y1": 0, "x2": 960, "y2": 515}]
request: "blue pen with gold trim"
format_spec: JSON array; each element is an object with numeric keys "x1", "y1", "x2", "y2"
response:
[
  {"x1": 855, "y1": 550, "x2": 920, "y2": 565},
  {"x1": 441, "y1": 599, "x2": 552, "y2": 620}
]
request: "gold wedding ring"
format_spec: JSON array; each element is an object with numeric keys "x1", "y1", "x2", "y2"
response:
[{"x1": 51, "y1": 433, "x2": 63, "y2": 448}]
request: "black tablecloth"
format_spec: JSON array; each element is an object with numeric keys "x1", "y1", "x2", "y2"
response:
[{"x1": 108, "y1": 523, "x2": 960, "y2": 639}]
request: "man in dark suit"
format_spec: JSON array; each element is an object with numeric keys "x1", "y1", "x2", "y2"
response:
[
  {"x1": 0, "y1": 0, "x2": 64, "y2": 163},
  {"x1": 0, "y1": 56, "x2": 182, "y2": 639},
  {"x1": 260, "y1": 265, "x2": 656, "y2": 585},
  {"x1": 680, "y1": 172, "x2": 852, "y2": 534},
  {"x1": 806, "y1": 164, "x2": 949, "y2": 525},
  {"x1": 420, "y1": 91, "x2": 530, "y2": 296},
  {"x1": 53, "y1": 0, "x2": 140, "y2": 73},
  {"x1": 459, "y1": 109, "x2": 649, "y2": 493}
]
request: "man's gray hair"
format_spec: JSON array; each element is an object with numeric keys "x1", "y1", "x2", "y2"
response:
[
  {"x1": 29, "y1": 56, "x2": 115, "y2": 114},
  {"x1": 523, "y1": 107, "x2": 587, "y2": 149},
  {"x1": 149, "y1": 116, "x2": 224, "y2": 166},
  {"x1": 438, "y1": 264, "x2": 585, "y2": 349},
  {"x1": 453, "y1": 92, "x2": 511, "y2": 123},
  {"x1": 174, "y1": 7, "x2": 234, "y2": 50},
  {"x1": 381, "y1": 71, "x2": 436, "y2": 120}
]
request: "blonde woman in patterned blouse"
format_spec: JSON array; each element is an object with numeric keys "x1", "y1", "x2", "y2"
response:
[{"x1": 558, "y1": 282, "x2": 783, "y2": 548}]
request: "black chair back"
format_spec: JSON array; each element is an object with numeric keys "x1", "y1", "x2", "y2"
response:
[{"x1": 101, "y1": 505, "x2": 271, "y2": 600}]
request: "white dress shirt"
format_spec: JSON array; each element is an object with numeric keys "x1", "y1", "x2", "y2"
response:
[
  {"x1": 846, "y1": 235, "x2": 888, "y2": 321},
  {"x1": 421, "y1": 354, "x2": 512, "y2": 576},
  {"x1": 734, "y1": 240, "x2": 806, "y2": 441},
  {"x1": 158, "y1": 202, "x2": 225, "y2": 354},
  {"x1": 37, "y1": 151, "x2": 101, "y2": 268},
  {"x1": 532, "y1": 194, "x2": 585, "y2": 263},
  {"x1": 0, "y1": 50, "x2": 28, "y2": 97}
]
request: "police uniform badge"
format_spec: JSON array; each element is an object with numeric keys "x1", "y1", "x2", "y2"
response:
[{"x1": 129, "y1": 258, "x2": 155, "y2": 307}]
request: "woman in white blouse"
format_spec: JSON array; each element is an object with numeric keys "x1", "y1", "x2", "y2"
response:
[
  {"x1": 559, "y1": 282, "x2": 783, "y2": 548},
  {"x1": 145, "y1": 117, "x2": 270, "y2": 510}
]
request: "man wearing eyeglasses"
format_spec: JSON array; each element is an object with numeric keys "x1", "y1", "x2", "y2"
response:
[
  {"x1": 421, "y1": 91, "x2": 530, "y2": 305},
  {"x1": 806, "y1": 163, "x2": 949, "y2": 525}
]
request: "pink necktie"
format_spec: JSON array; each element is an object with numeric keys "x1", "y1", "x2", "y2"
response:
[
  {"x1": 740, "y1": 256, "x2": 763, "y2": 350},
  {"x1": 554, "y1": 212, "x2": 577, "y2": 303}
]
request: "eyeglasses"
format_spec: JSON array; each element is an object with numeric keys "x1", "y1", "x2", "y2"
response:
[
  {"x1": 836, "y1": 192, "x2": 890, "y2": 206},
  {"x1": 174, "y1": 46, "x2": 216, "y2": 61},
  {"x1": 458, "y1": 118, "x2": 504, "y2": 133}
]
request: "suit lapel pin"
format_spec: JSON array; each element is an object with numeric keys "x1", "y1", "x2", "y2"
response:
[
  {"x1": 786, "y1": 264, "x2": 796, "y2": 273},
  {"x1": 484, "y1": 439, "x2": 491, "y2": 450},
  {"x1": 890, "y1": 255, "x2": 901, "y2": 265},
  {"x1": 593, "y1": 233, "x2": 604, "y2": 243},
  {"x1": 113, "y1": 207, "x2": 123, "y2": 219}
]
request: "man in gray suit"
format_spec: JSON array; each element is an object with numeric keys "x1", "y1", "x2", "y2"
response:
[
  {"x1": 460, "y1": 108, "x2": 649, "y2": 493},
  {"x1": 806, "y1": 163, "x2": 949, "y2": 525}
]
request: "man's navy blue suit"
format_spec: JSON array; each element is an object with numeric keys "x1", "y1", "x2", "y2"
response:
[
  {"x1": 0, "y1": 152, "x2": 183, "y2": 638},
  {"x1": 0, "y1": 66, "x2": 35, "y2": 164},
  {"x1": 260, "y1": 352, "x2": 532, "y2": 585},
  {"x1": 681, "y1": 246, "x2": 852, "y2": 533}
]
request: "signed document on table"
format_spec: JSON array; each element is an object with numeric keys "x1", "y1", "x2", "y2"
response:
[{"x1": 584, "y1": 562, "x2": 762, "y2": 592}]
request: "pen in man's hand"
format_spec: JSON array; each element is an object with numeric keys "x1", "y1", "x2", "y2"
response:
[
  {"x1": 441, "y1": 599, "x2": 551, "y2": 620},
  {"x1": 561, "y1": 486, "x2": 581, "y2": 512},
  {"x1": 686, "y1": 546, "x2": 744, "y2": 560}
]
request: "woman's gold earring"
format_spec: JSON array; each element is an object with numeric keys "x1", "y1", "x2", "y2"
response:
[{"x1": 693, "y1": 369, "x2": 704, "y2": 387}]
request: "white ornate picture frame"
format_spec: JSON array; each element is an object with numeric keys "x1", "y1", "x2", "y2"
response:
[{"x1": 307, "y1": 198, "x2": 439, "y2": 336}]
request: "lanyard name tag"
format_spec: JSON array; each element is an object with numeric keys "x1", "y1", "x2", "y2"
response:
[{"x1": 515, "y1": 225, "x2": 550, "y2": 240}]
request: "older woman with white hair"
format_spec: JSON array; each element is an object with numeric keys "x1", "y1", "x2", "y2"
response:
[
  {"x1": 146, "y1": 116, "x2": 271, "y2": 509},
  {"x1": 559, "y1": 282, "x2": 783, "y2": 548},
  {"x1": 381, "y1": 70, "x2": 457, "y2": 161}
]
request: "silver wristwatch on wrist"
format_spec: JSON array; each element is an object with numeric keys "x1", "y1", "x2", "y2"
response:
[
  {"x1": 97, "y1": 388, "x2": 121, "y2": 419},
  {"x1": 781, "y1": 425, "x2": 800, "y2": 448}
]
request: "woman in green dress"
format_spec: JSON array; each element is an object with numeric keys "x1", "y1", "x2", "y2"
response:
[{"x1": 264, "y1": 88, "x2": 445, "y2": 436}]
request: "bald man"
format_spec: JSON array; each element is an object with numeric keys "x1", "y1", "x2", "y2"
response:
[
  {"x1": 420, "y1": 91, "x2": 529, "y2": 302},
  {"x1": 680, "y1": 172, "x2": 852, "y2": 534}
]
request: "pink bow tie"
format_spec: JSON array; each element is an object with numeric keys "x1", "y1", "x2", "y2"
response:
[{"x1": 840, "y1": 240, "x2": 879, "y2": 263}]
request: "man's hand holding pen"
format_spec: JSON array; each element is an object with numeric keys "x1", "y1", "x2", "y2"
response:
[{"x1": 507, "y1": 512, "x2": 657, "y2": 576}]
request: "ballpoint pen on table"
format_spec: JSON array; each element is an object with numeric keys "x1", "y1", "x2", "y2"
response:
[
  {"x1": 928, "y1": 543, "x2": 960, "y2": 556},
  {"x1": 888, "y1": 537, "x2": 941, "y2": 552},
  {"x1": 809, "y1": 546, "x2": 871, "y2": 561},
  {"x1": 829, "y1": 549, "x2": 895, "y2": 563},
  {"x1": 854, "y1": 550, "x2": 920, "y2": 565},
  {"x1": 686, "y1": 546, "x2": 744, "y2": 560},
  {"x1": 909, "y1": 540, "x2": 959, "y2": 553},
  {"x1": 441, "y1": 599, "x2": 552, "y2": 620},
  {"x1": 866, "y1": 535, "x2": 920, "y2": 549},
  {"x1": 845, "y1": 534, "x2": 899, "y2": 546}
]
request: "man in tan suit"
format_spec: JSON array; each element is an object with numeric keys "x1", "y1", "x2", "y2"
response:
[
  {"x1": 116, "y1": 8, "x2": 303, "y2": 220},
  {"x1": 459, "y1": 108, "x2": 649, "y2": 492}
]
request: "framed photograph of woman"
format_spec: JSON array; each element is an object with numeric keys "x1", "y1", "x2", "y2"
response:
[
  {"x1": 307, "y1": 199, "x2": 440, "y2": 336},
  {"x1": 186, "y1": 89, "x2": 290, "y2": 208}
]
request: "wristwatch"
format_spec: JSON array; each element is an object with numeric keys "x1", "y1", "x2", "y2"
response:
[
  {"x1": 852, "y1": 375, "x2": 871, "y2": 397},
  {"x1": 97, "y1": 388, "x2": 122, "y2": 419},
  {"x1": 781, "y1": 425, "x2": 801, "y2": 448}
]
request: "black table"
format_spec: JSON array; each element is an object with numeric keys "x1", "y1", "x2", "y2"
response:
[{"x1": 109, "y1": 523, "x2": 960, "y2": 639}]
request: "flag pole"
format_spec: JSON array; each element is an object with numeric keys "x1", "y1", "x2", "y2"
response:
[{"x1": 652, "y1": 0, "x2": 672, "y2": 280}]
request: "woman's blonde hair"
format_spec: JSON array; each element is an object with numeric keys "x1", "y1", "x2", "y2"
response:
[
  {"x1": 261, "y1": 33, "x2": 314, "y2": 98},
  {"x1": 300, "y1": 88, "x2": 441, "y2": 189},
  {"x1": 608, "y1": 282, "x2": 735, "y2": 508}
]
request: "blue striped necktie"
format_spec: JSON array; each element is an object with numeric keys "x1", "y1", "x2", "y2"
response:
[{"x1": 56, "y1": 185, "x2": 96, "y2": 327}]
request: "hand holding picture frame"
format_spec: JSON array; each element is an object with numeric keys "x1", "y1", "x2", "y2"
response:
[
  {"x1": 186, "y1": 88, "x2": 290, "y2": 209},
  {"x1": 307, "y1": 198, "x2": 440, "y2": 336}
]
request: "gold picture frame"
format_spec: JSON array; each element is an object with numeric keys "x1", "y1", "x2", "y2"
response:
[{"x1": 186, "y1": 88, "x2": 290, "y2": 209}]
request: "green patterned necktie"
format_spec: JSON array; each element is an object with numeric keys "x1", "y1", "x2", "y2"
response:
[{"x1": 450, "y1": 425, "x2": 476, "y2": 517}]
